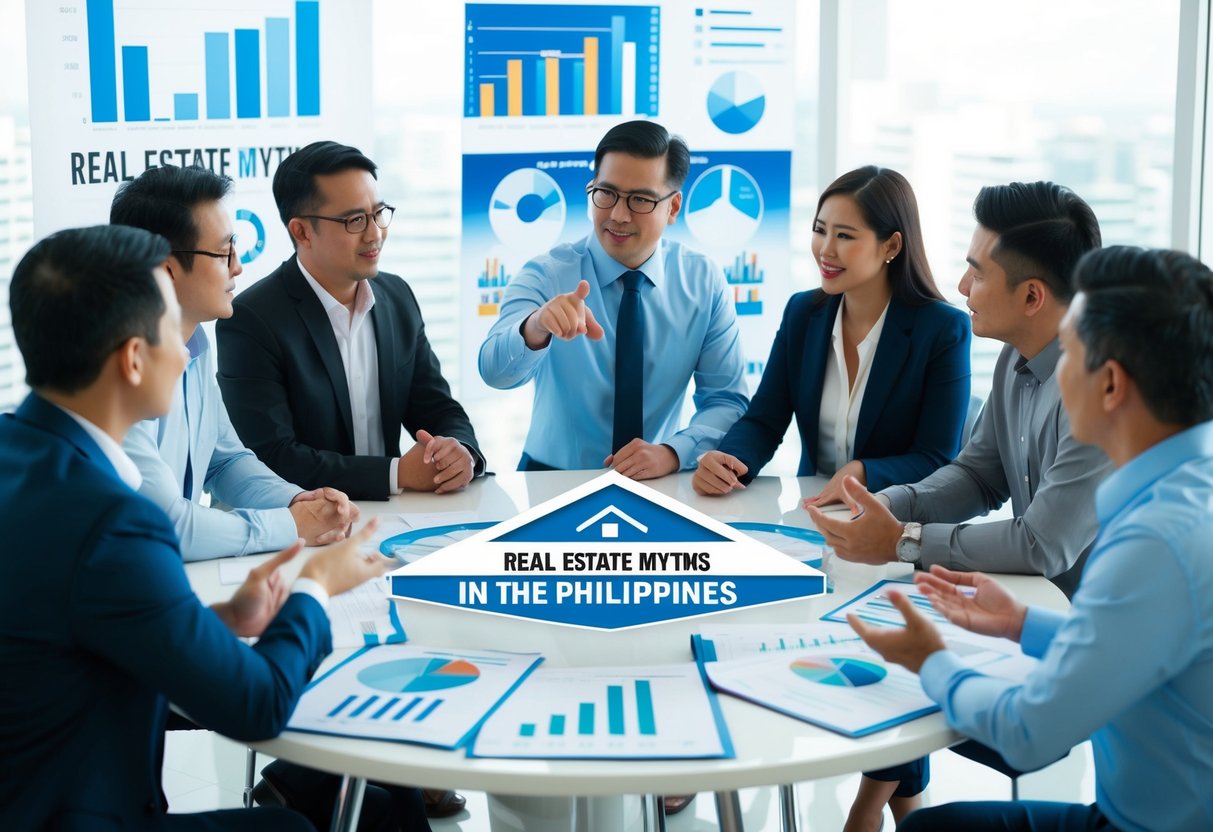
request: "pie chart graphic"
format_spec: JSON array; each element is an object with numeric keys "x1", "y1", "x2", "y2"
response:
[
  {"x1": 488, "y1": 168, "x2": 566, "y2": 252},
  {"x1": 357, "y1": 658, "x2": 481, "y2": 693},
  {"x1": 684, "y1": 164, "x2": 763, "y2": 248},
  {"x1": 790, "y1": 656, "x2": 887, "y2": 687},
  {"x1": 707, "y1": 71, "x2": 765, "y2": 134}
]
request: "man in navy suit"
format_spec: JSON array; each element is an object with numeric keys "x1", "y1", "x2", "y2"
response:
[{"x1": 0, "y1": 225, "x2": 389, "y2": 830}]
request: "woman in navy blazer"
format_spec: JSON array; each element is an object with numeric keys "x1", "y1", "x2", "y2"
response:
[{"x1": 693, "y1": 166, "x2": 971, "y2": 830}]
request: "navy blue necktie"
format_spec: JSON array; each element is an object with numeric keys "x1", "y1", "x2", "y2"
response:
[
  {"x1": 612, "y1": 270, "x2": 646, "y2": 454},
  {"x1": 181, "y1": 375, "x2": 193, "y2": 499}
]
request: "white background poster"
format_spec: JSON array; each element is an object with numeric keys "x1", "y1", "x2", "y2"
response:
[{"x1": 24, "y1": 0, "x2": 373, "y2": 283}]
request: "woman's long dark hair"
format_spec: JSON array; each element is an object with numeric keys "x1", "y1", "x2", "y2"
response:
[{"x1": 813, "y1": 165, "x2": 944, "y2": 306}]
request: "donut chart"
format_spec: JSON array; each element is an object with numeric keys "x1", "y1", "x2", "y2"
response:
[
  {"x1": 357, "y1": 657, "x2": 482, "y2": 693},
  {"x1": 488, "y1": 168, "x2": 566, "y2": 251},
  {"x1": 789, "y1": 656, "x2": 887, "y2": 687}
]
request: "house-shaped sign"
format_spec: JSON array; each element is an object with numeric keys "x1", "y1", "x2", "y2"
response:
[{"x1": 389, "y1": 470, "x2": 825, "y2": 630}]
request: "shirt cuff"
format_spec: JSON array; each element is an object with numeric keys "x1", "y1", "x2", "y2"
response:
[
  {"x1": 1020, "y1": 606, "x2": 1065, "y2": 659},
  {"x1": 463, "y1": 443, "x2": 487, "y2": 477},
  {"x1": 665, "y1": 434, "x2": 696, "y2": 470},
  {"x1": 880, "y1": 484, "x2": 913, "y2": 520},
  {"x1": 291, "y1": 577, "x2": 330, "y2": 612},
  {"x1": 266, "y1": 506, "x2": 302, "y2": 551},
  {"x1": 389, "y1": 457, "x2": 402, "y2": 496},
  {"x1": 917, "y1": 522, "x2": 954, "y2": 570},
  {"x1": 918, "y1": 649, "x2": 969, "y2": 703}
]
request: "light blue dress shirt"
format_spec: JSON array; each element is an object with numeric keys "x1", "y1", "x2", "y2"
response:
[
  {"x1": 124, "y1": 328, "x2": 302, "y2": 561},
  {"x1": 919, "y1": 421, "x2": 1213, "y2": 832},
  {"x1": 478, "y1": 233, "x2": 749, "y2": 470}
]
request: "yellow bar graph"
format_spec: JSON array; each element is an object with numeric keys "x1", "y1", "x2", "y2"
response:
[
  {"x1": 583, "y1": 37, "x2": 599, "y2": 116},
  {"x1": 507, "y1": 60, "x2": 523, "y2": 116},
  {"x1": 479, "y1": 84, "x2": 496, "y2": 117},
  {"x1": 545, "y1": 57, "x2": 559, "y2": 116}
]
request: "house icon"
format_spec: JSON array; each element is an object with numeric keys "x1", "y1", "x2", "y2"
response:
[{"x1": 575, "y1": 505, "x2": 648, "y2": 540}]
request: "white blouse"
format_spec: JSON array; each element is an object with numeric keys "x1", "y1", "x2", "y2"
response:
[{"x1": 816, "y1": 298, "x2": 890, "y2": 475}]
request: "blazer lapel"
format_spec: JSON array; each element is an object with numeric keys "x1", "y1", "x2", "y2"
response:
[
  {"x1": 798, "y1": 294, "x2": 841, "y2": 473},
  {"x1": 854, "y1": 298, "x2": 914, "y2": 455},
  {"x1": 369, "y1": 284, "x2": 399, "y2": 452},
  {"x1": 280, "y1": 261, "x2": 356, "y2": 446}
]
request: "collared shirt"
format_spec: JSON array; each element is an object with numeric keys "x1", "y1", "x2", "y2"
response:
[
  {"x1": 299, "y1": 261, "x2": 402, "y2": 494},
  {"x1": 816, "y1": 298, "x2": 889, "y2": 475},
  {"x1": 881, "y1": 339, "x2": 1112, "y2": 595},
  {"x1": 920, "y1": 421, "x2": 1213, "y2": 832},
  {"x1": 123, "y1": 328, "x2": 302, "y2": 561},
  {"x1": 478, "y1": 234, "x2": 749, "y2": 470},
  {"x1": 60, "y1": 405, "x2": 142, "y2": 490}
]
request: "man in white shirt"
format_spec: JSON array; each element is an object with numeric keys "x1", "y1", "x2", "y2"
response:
[{"x1": 112, "y1": 165, "x2": 357, "y2": 561}]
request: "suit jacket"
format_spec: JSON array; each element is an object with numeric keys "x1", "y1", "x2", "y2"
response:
[
  {"x1": 216, "y1": 257, "x2": 483, "y2": 500},
  {"x1": 718, "y1": 290, "x2": 972, "y2": 488},
  {"x1": 0, "y1": 394, "x2": 331, "y2": 831}
]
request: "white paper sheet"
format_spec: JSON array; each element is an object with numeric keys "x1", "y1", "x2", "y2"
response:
[
  {"x1": 693, "y1": 621, "x2": 864, "y2": 662},
  {"x1": 328, "y1": 578, "x2": 407, "y2": 648}
]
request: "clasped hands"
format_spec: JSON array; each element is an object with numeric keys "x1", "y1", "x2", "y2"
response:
[
  {"x1": 401, "y1": 429, "x2": 474, "y2": 493},
  {"x1": 289, "y1": 486, "x2": 359, "y2": 545}
]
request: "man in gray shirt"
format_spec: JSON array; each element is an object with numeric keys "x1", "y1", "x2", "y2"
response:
[{"x1": 810, "y1": 181, "x2": 1110, "y2": 599}]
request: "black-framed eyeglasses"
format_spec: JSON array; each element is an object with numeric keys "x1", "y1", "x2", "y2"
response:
[
  {"x1": 172, "y1": 236, "x2": 238, "y2": 270},
  {"x1": 299, "y1": 205, "x2": 396, "y2": 234},
  {"x1": 587, "y1": 186, "x2": 677, "y2": 215}
]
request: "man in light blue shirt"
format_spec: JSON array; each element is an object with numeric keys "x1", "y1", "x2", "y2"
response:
[
  {"x1": 479, "y1": 120, "x2": 748, "y2": 477},
  {"x1": 112, "y1": 166, "x2": 356, "y2": 561},
  {"x1": 852, "y1": 246, "x2": 1213, "y2": 832}
]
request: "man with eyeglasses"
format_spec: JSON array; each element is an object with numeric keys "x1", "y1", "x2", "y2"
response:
[
  {"x1": 480, "y1": 120, "x2": 748, "y2": 479},
  {"x1": 111, "y1": 165, "x2": 357, "y2": 562},
  {"x1": 217, "y1": 141, "x2": 485, "y2": 506}
]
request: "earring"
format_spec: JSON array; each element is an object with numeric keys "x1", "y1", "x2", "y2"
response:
[{"x1": 885, "y1": 258, "x2": 893, "y2": 264}]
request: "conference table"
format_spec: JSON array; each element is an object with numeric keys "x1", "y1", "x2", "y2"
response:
[{"x1": 185, "y1": 470, "x2": 1068, "y2": 832}]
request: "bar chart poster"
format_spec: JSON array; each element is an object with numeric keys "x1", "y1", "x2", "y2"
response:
[
  {"x1": 470, "y1": 663, "x2": 733, "y2": 759},
  {"x1": 287, "y1": 644, "x2": 543, "y2": 749},
  {"x1": 24, "y1": 0, "x2": 372, "y2": 276}
]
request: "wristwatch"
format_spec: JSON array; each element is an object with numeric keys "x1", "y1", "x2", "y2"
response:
[{"x1": 896, "y1": 522, "x2": 923, "y2": 564}]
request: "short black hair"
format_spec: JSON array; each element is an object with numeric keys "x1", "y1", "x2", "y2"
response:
[
  {"x1": 973, "y1": 181, "x2": 1102, "y2": 303},
  {"x1": 272, "y1": 141, "x2": 378, "y2": 232},
  {"x1": 1072, "y1": 246, "x2": 1213, "y2": 426},
  {"x1": 110, "y1": 165, "x2": 232, "y2": 270},
  {"x1": 10, "y1": 225, "x2": 169, "y2": 393},
  {"x1": 593, "y1": 120, "x2": 690, "y2": 189}
]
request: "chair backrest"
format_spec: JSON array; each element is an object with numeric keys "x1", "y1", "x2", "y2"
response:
[{"x1": 961, "y1": 393, "x2": 986, "y2": 448}]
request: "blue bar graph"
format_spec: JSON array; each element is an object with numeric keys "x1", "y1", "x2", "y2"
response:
[
  {"x1": 392, "y1": 697, "x2": 423, "y2": 721},
  {"x1": 550, "y1": 714, "x2": 566, "y2": 735},
  {"x1": 532, "y1": 58, "x2": 545, "y2": 114},
  {"x1": 296, "y1": 0, "x2": 320, "y2": 116},
  {"x1": 327, "y1": 694, "x2": 357, "y2": 717},
  {"x1": 204, "y1": 33, "x2": 230, "y2": 119},
  {"x1": 86, "y1": 0, "x2": 118, "y2": 123},
  {"x1": 348, "y1": 695, "x2": 380, "y2": 717},
  {"x1": 571, "y1": 61, "x2": 584, "y2": 115},
  {"x1": 635, "y1": 681, "x2": 656, "y2": 735},
  {"x1": 174, "y1": 93, "x2": 198, "y2": 120},
  {"x1": 266, "y1": 17, "x2": 290, "y2": 117},
  {"x1": 607, "y1": 685, "x2": 624, "y2": 735},
  {"x1": 519, "y1": 723, "x2": 536, "y2": 737},
  {"x1": 121, "y1": 46, "x2": 150, "y2": 121},
  {"x1": 578, "y1": 702, "x2": 594, "y2": 735},
  {"x1": 234, "y1": 29, "x2": 261, "y2": 118},
  {"x1": 415, "y1": 699, "x2": 443, "y2": 722},
  {"x1": 371, "y1": 697, "x2": 400, "y2": 720},
  {"x1": 609, "y1": 15, "x2": 624, "y2": 114}
]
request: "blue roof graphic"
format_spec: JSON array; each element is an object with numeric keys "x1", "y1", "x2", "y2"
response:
[{"x1": 491, "y1": 484, "x2": 729, "y2": 544}]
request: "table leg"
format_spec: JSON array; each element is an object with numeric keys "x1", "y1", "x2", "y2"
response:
[
  {"x1": 328, "y1": 775, "x2": 367, "y2": 832},
  {"x1": 643, "y1": 794, "x2": 667, "y2": 832},
  {"x1": 242, "y1": 747, "x2": 256, "y2": 809},
  {"x1": 778, "y1": 784, "x2": 799, "y2": 832},
  {"x1": 714, "y1": 789, "x2": 745, "y2": 832}
]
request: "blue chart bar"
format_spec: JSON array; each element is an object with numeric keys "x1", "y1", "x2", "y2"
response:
[
  {"x1": 371, "y1": 697, "x2": 400, "y2": 720},
  {"x1": 327, "y1": 695, "x2": 357, "y2": 717},
  {"x1": 607, "y1": 685, "x2": 624, "y2": 735},
  {"x1": 86, "y1": 0, "x2": 118, "y2": 123},
  {"x1": 635, "y1": 680, "x2": 656, "y2": 735},
  {"x1": 571, "y1": 61, "x2": 584, "y2": 115},
  {"x1": 519, "y1": 723, "x2": 536, "y2": 737},
  {"x1": 204, "y1": 33, "x2": 230, "y2": 119},
  {"x1": 578, "y1": 702, "x2": 594, "y2": 735},
  {"x1": 392, "y1": 696, "x2": 423, "y2": 721},
  {"x1": 348, "y1": 695, "x2": 380, "y2": 718},
  {"x1": 532, "y1": 58, "x2": 544, "y2": 114},
  {"x1": 234, "y1": 29, "x2": 261, "y2": 119},
  {"x1": 121, "y1": 46, "x2": 150, "y2": 121},
  {"x1": 266, "y1": 17, "x2": 290, "y2": 117},
  {"x1": 415, "y1": 699, "x2": 443, "y2": 722},
  {"x1": 609, "y1": 15, "x2": 624, "y2": 114},
  {"x1": 174, "y1": 93, "x2": 198, "y2": 120},
  {"x1": 550, "y1": 714, "x2": 566, "y2": 736},
  {"x1": 296, "y1": 0, "x2": 320, "y2": 116}
]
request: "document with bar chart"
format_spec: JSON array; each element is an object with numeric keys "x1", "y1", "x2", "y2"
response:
[
  {"x1": 691, "y1": 621, "x2": 864, "y2": 662},
  {"x1": 704, "y1": 645, "x2": 938, "y2": 738},
  {"x1": 288, "y1": 645, "x2": 542, "y2": 749},
  {"x1": 470, "y1": 663, "x2": 733, "y2": 759}
]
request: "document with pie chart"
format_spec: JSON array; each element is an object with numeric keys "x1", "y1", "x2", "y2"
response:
[
  {"x1": 703, "y1": 644, "x2": 938, "y2": 737},
  {"x1": 288, "y1": 644, "x2": 542, "y2": 748}
]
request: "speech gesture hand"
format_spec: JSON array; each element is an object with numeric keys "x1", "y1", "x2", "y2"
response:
[
  {"x1": 914, "y1": 565, "x2": 1028, "y2": 642},
  {"x1": 214, "y1": 541, "x2": 304, "y2": 638},
  {"x1": 523, "y1": 279, "x2": 605, "y2": 348},
  {"x1": 848, "y1": 589, "x2": 947, "y2": 674},
  {"x1": 299, "y1": 518, "x2": 391, "y2": 598},
  {"x1": 806, "y1": 476, "x2": 902, "y2": 564}
]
